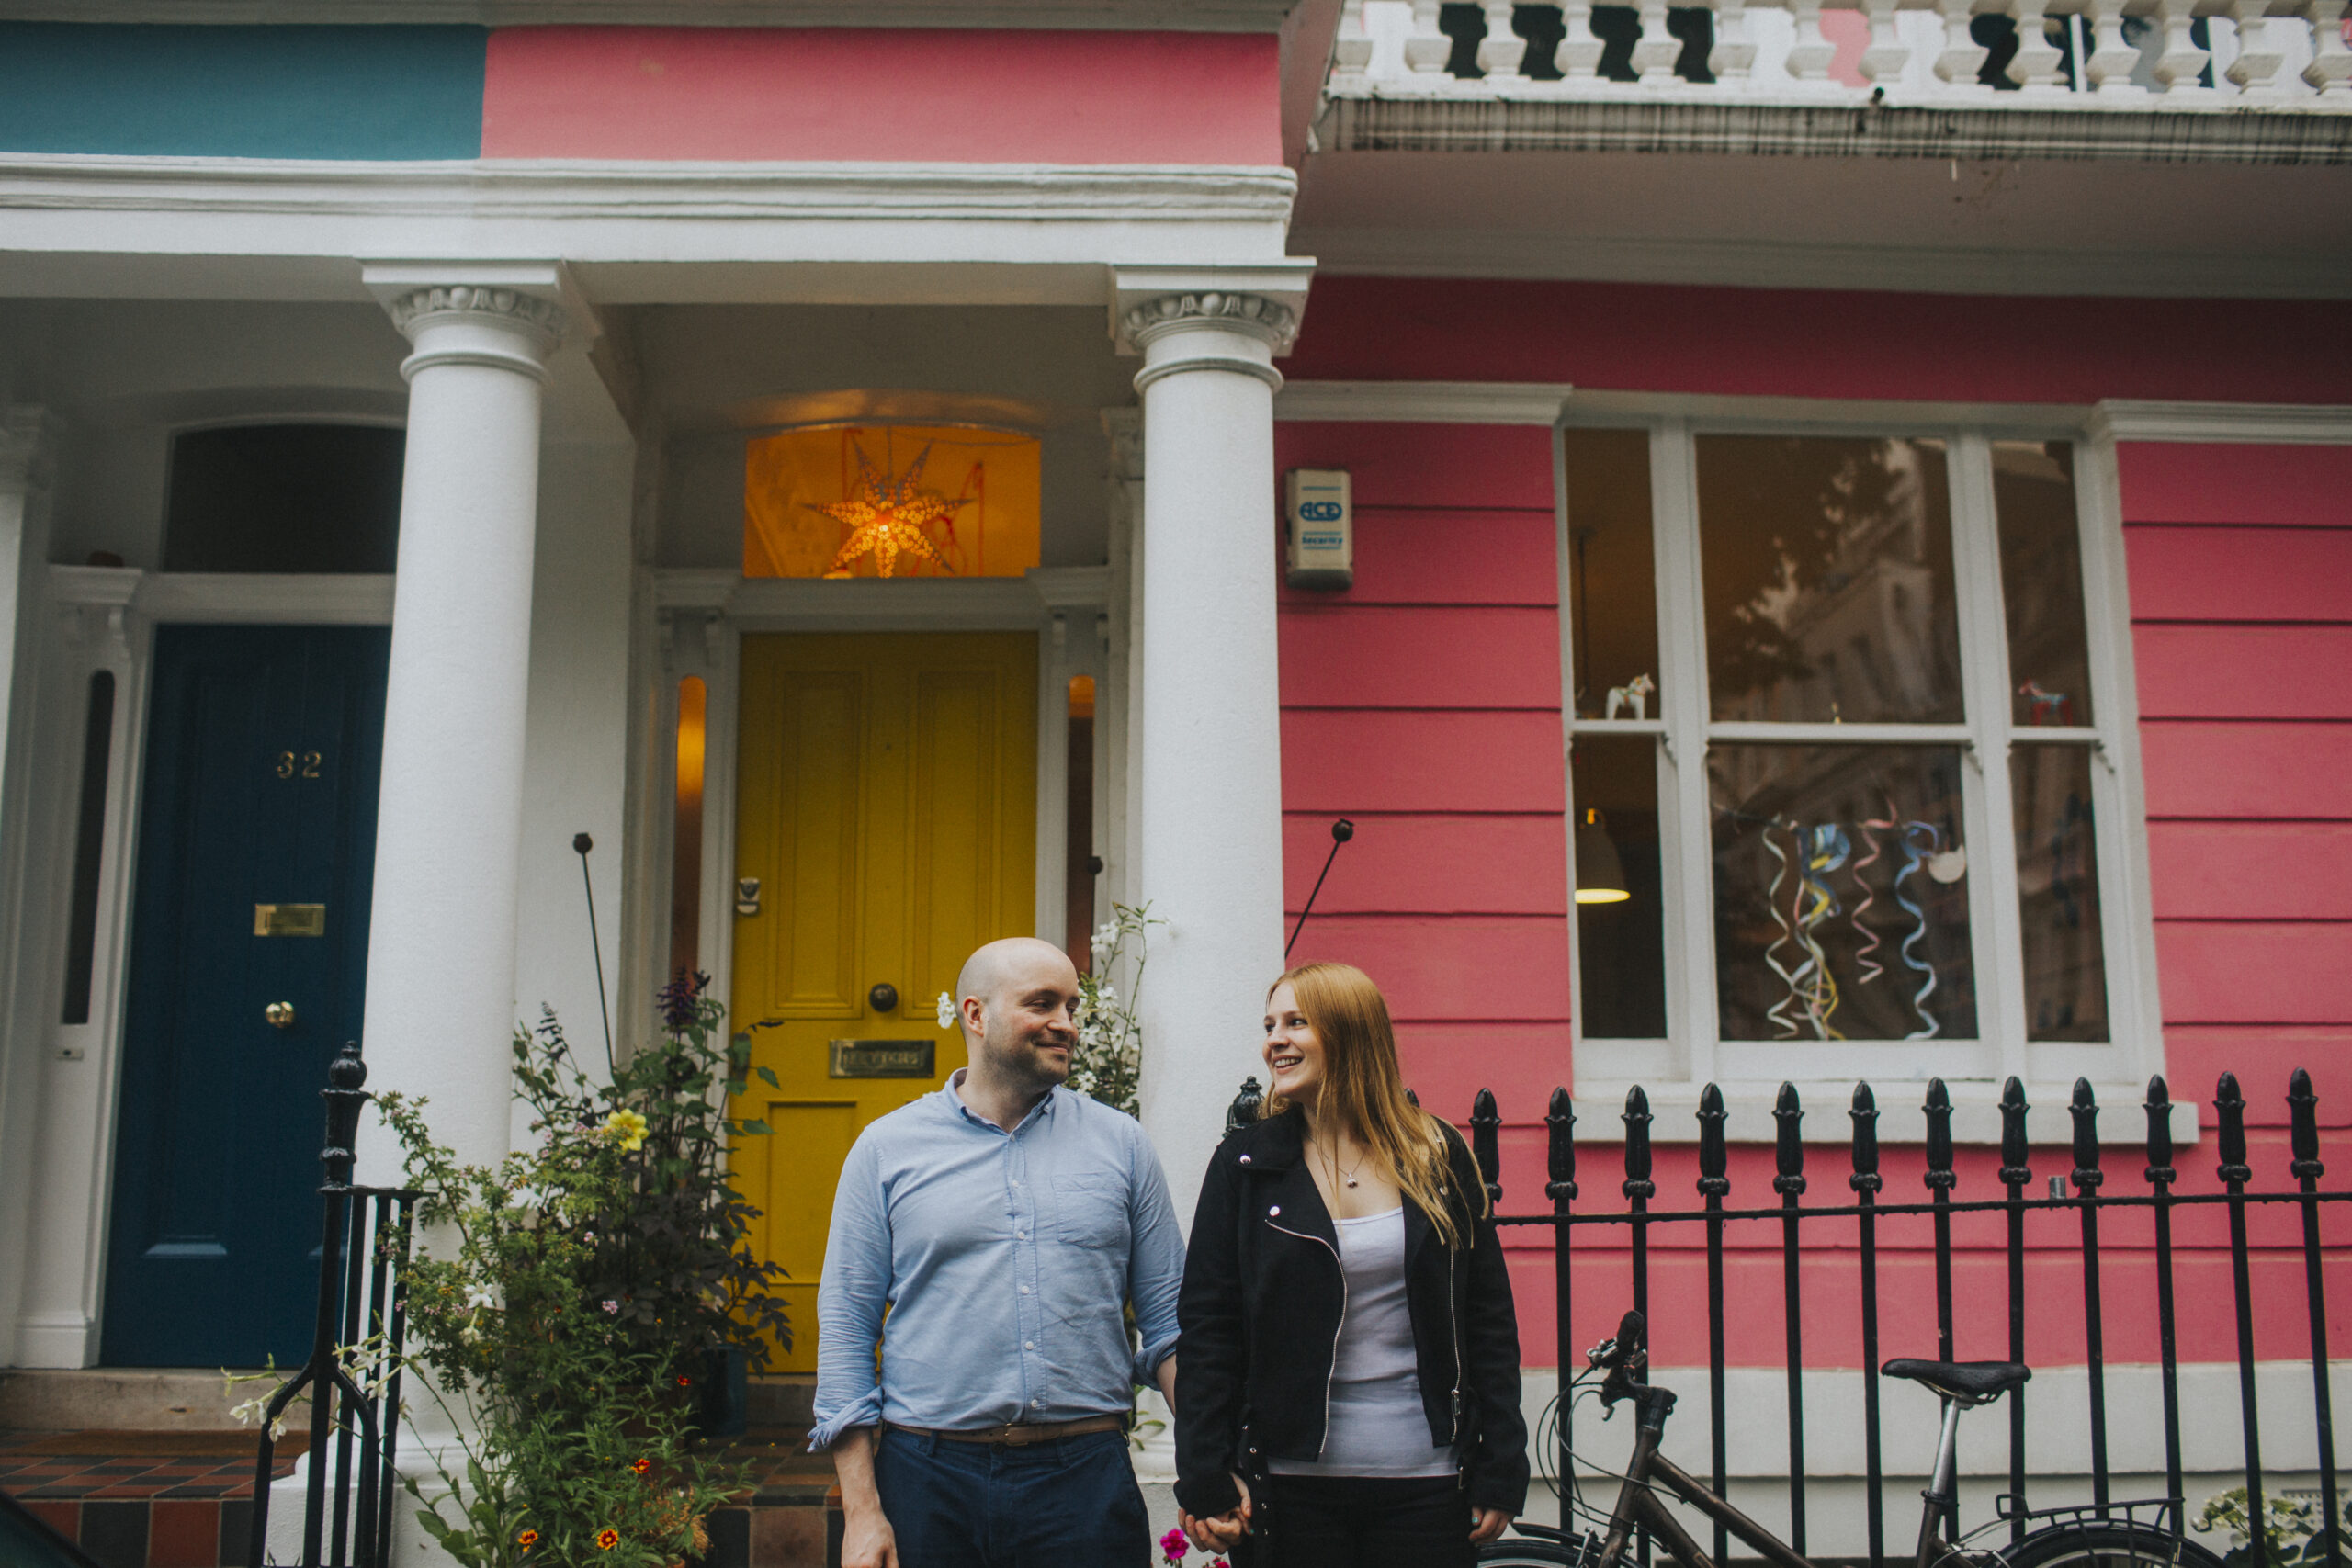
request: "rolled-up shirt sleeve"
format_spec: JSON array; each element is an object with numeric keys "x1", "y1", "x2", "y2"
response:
[
  {"x1": 1125, "y1": 1127, "x2": 1184, "y2": 1386},
  {"x1": 808, "y1": 1133, "x2": 890, "y2": 1451}
]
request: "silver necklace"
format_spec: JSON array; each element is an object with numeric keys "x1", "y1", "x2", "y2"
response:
[{"x1": 1323, "y1": 1137, "x2": 1363, "y2": 1190}]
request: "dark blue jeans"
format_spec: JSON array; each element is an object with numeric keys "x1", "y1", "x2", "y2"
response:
[{"x1": 876, "y1": 1427, "x2": 1149, "y2": 1568}]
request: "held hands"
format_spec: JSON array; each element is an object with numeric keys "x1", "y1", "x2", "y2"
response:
[
  {"x1": 1471, "y1": 1506, "x2": 1513, "y2": 1544},
  {"x1": 1180, "y1": 1473, "x2": 1254, "y2": 1554}
]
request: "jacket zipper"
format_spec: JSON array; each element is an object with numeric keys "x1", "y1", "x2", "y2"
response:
[
  {"x1": 1266, "y1": 1218, "x2": 1347, "y2": 1456},
  {"x1": 1445, "y1": 1246, "x2": 1463, "y2": 1445}
]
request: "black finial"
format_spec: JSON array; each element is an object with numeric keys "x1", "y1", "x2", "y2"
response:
[
  {"x1": 2216, "y1": 1072, "x2": 2250, "y2": 1185},
  {"x1": 1226, "y1": 1076, "x2": 1263, "y2": 1134},
  {"x1": 2068, "y1": 1078, "x2": 2103, "y2": 1192},
  {"x1": 1544, "y1": 1088, "x2": 1577, "y2": 1202},
  {"x1": 328, "y1": 1040, "x2": 368, "y2": 1091},
  {"x1": 1998, "y1": 1077, "x2": 2031, "y2": 1188},
  {"x1": 572, "y1": 831, "x2": 594, "y2": 855},
  {"x1": 1698, "y1": 1083, "x2": 1730, "y2": 1198},
  {"x1": 319, "y1": 1042, "x2": 370, "y2": 1194},
  {"x1": 1472, "y1": 1088, "x2": 1503, "y2": 1204},
  {"x1": 1622, "y1": 1086, "x2": 1655, "y2": 1201},
  {"x1": 1923, "y1": 1079, "x2": 1956, "y2": 1191},
  {"x1": 2143, "y1": 1076, "x2": 2177, "y2": 1187},
  {"x1": 1772, "y1": 1081, "x2": 1805, "y2": 1195},
  {"x1": 1330, "y1": 818, "x2": 1354, "y2": 843},
  {"x1": 1849, "y1": 1082, "x2": 1882, "y2": 1193},
  {"x1": 2290, "y1": 1068, "x2": 2324, "y2": 1181}
]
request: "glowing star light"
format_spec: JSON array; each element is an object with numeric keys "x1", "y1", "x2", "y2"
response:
[{"x1": 811, "y1": 442, "x2": 967, "y2": 579}]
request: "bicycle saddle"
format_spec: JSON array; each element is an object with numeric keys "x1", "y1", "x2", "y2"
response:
[{"x1": 1881, "y1": 1359, "x2": 2031, "y2": 1404}]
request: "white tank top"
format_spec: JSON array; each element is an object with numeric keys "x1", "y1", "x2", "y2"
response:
[{"x1": 1267, "y1": 1206, "x2": 1460, "y2": 1479}]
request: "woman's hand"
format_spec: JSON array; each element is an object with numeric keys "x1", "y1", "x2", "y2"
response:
[
  {"x1": 1469, "y1": 1506, "x2": 1513, "y2": 1544},
  {"x1": 1182, "y1": 1474, "x2": 1254, "y2": 1552}
]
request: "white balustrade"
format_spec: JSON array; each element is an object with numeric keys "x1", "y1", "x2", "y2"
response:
[{"x1": 1327, "y1": 0, "x2": 2352, "y2": 112}]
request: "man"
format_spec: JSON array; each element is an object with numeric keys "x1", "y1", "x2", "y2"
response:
[{"x1": 811, "y1": 936, "x2": 1184, "y2": 1568}]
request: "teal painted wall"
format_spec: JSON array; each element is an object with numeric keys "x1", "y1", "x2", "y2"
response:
[{"x1": 0, "y1": 24, "x2": 485, "y2": 159}]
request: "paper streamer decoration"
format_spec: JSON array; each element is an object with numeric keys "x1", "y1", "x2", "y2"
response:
[
  {"x1": 1894, "y1": 820, "x2": 1942, "y2": 1040},
  {"x1": 1760, "y1": 822, "x2": 1805, "y2": 1041},
  {"x1": 1796, "y1": 824, "x2": 1849, "y2": 1040},
  {"x1": 1849, "y1": 805, "x2": 1897, "y2": 986}
]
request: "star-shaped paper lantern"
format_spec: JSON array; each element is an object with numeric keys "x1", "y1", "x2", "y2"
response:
[{"x1": 810, "y1": 443, "x2": 967, "y2": 579}]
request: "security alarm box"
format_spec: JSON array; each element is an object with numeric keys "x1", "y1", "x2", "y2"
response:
[{"x1": 1285, "y1": 468, "x2": 1352, "y2": 590}]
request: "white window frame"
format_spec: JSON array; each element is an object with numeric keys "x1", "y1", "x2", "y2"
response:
[{"x1": 1561, "y1": 405, "x2": 2165, "y2": 1142}]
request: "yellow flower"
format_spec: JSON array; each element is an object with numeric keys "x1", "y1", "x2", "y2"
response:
[
  {"x1": 603, "y1": 1110, "x2": 650, "y2": 1152},
  {"x1": 596, "y1": 1529, "x2": 620, "y2": 1551}
]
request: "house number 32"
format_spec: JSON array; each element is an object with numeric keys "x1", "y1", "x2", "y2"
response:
[{"x1": 275, "y1": 750, "x2": 322, "y2": 779}]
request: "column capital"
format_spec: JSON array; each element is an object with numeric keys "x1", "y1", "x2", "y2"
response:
[
  {"x1": 1109, "y1": 262, "x2": 1313, "y2": 355},
  {"x1": 362, "y1": 262, "x2": 578, "y2": 384},
  {"x1": 0, "y1": 407, "x2": 62, "y2": 495}
]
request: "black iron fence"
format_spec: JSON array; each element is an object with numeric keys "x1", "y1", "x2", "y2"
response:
[
  {"x1": 1475, "y1": 1072, "x2": 2345, "y2": 1568},
  {"x1": 1225, "y1": 1071, "x2": 2348, "y2": 1566},
  {"x1": 248, "y1": 1043, "x2": 416, "y2": 1568}
]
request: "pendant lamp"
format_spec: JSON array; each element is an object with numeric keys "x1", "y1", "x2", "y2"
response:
[{"x1": 1575, "y1": 808, "x2": 1630, "y2": 905}]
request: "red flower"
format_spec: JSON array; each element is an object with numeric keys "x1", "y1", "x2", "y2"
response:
[
  {"x1": 630, "y1": 1458, "x2": 651, "y2": 1475},
  {"x1": 516, "y1": 1529, "x2": 539, "y2": 1551},
  {"x1": 596, "y1": 1528, "x2": 620, "y2": 1551},
  {"x1": 675, "y1": 1374, "x2": 693, "y2": 1387}
]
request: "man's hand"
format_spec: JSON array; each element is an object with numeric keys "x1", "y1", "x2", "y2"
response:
[
  {"x1": 1469, "y1": 1506, "x2": 1513, "y2": 1544},
  {"x1": 1181, "y1": 1473, "x2": 1253, "y2": 1553},
  {"x1": 830, "y1": 1428, "x2": 899, "y2": 1568}
]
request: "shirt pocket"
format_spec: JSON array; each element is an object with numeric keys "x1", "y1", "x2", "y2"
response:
[{"x1": 1052, "y1": 1174, "x2": 1130, "y2": 1250}]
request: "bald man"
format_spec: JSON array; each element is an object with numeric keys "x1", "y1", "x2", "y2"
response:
[{"x1": 811, "y1": 938, "x2": 1185, "y2": 1568}]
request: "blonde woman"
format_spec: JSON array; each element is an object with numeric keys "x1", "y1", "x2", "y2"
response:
[{"x1": 1174, "y1": 963, "x2": 1528, "y2": 1567}]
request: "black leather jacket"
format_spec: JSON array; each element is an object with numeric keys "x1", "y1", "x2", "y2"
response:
[{"x1": 1173, "y1": 1106, "x2": 1530, "y2": 1520}]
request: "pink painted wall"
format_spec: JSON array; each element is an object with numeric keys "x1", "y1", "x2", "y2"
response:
[
  {"x1": 2121, "y1": 442, "x2": 2352, "y2": 1126},
  {"x1": 1282, "y1": 279, "x2": 2352, "y2": 406},
  {"x1": 480, "y1": 27, "x2": 1283, "y2": 164},
  {"x1": 1272, "y1": 281, "x2": 2352, "y2": 1371}
]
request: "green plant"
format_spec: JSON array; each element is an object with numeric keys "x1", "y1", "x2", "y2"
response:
[{"x1": 2197, "y1": 1487, "x2": 2349, "y2": 1568}]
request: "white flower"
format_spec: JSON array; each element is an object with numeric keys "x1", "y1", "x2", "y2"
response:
[
  {"x1": 935, "y1": 991, "x2": 958, "y2": 1029},
  {"x1": 465, "y1": 1285, "x2": 498, "y2": 1312}
]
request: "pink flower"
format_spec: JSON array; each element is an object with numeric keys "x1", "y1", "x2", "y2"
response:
[{"x1": 1159, "y1": 1526, "x2": 1190, "y2": 1563}]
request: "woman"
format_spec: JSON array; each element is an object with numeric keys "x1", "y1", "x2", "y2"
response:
[{"x1": 1175, "y1": 962, "x2": 1528, "y2": 1567}]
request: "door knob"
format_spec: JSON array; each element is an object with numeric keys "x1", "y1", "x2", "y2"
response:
[
  {"x1": 868, "y1": 983, "x2": 899, "y2": 1014},
  {"x1": 265, "y1": 1001, "x2": 296, "y2": 1030}
]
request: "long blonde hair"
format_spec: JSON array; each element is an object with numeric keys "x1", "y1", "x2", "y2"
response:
[{"x1": 1261, "y1": 962, "x2": 1486, "y2": 1249}]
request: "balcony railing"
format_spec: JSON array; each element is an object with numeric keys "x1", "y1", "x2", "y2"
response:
[{"x1": 1320, "y1": 0, "x2": 2352, "y2": 156}]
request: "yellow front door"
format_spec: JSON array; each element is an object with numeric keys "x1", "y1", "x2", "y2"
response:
[{"x1": 728, "y1": 632, "x2": 1037, "y2": 1373}]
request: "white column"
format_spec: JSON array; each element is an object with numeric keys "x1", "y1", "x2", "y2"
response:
[
  {"x1": 357, "y1": 278, "x2": 564, "y2": 1177},
  {"x1": 1122, "y1": 289, "x2": 1295, "y2": 1221}
]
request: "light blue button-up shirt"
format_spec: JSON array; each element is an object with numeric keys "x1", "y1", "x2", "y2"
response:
[{"x1": 808, "y1": 1071, "x2": 1184, "y2": 1450}]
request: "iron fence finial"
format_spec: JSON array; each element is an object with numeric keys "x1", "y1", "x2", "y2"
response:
[
  {"x1": 1849, "y1": 1082, "x2": 1882, "y2": 1193},
  {"x1": 1226, "y1": 1076, "x2": 1263, "y2": 1134},
  {"x1": 2070, "y1": 1078, "x2": 2104, "y2": 1192},
  {"x1": 1773, "y1": 1081, "x2": 1805, "y2": 1196},
  {"x1": 1472, "y1": 1088, "x2": 1503, "y2": 1203},
  {"x1": 2216, "y1": 1072, "x2": 2251, "y2": 1185},
  {"x1": 1698, "y1": 1083, "x2": 1729, "y2": 1197},
  {"x1": 1544, "y1": 1088, "x2": 1577, "y2": 1201},
  {"x1": 1999, "y1": 1077, "x2": 2031, "y2": 1188},
  {"x1": 1622, "y1": 1086, "x2": 1655, "y2": 1199},
  {"x1": 1923, "y1": 1079, "x2": 1956, "y2": 1190},
  {"x1": 2144, "y1": 1076, "x2": 2177, "y2": 1186},
  {"x1": 2290, "y1": 1068, "x2": 2324, "y2": 1180}
]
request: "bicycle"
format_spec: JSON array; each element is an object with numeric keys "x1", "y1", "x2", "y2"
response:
[{"x1": 1479, "y1": 1309, "x2": 2223, "y2": 1568}]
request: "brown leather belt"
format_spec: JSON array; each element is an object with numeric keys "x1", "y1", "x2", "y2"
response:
[{"x1": 885, "y1": 1416, "x2": 1126, "y2": 1447}]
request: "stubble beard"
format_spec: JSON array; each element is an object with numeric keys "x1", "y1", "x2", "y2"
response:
[{"x1": 983, "y1": 1018, "x2": 1072, "y2": 1100}]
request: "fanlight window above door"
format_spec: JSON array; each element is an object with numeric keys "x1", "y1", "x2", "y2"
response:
[{"x1": 742, "y1": 423, "x2": 1041, "y2": 581}]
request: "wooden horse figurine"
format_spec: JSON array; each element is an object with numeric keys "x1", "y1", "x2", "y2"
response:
[{"x1": 1606, "y1": 673, "x2": 1656, "y2": 720}]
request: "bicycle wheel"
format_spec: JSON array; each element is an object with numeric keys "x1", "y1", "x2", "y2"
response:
[
  {"x1": 1479, "y1": 1526, "x2": 1605, "y2": 1566},
  {"x1": 2000, "y1": 1521, "x2": 2228, "y2": 1568}
]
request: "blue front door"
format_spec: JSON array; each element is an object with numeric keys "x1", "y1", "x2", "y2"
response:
[{"x1": 102, "y1": 625, "x2": 389, "y2": 1367}]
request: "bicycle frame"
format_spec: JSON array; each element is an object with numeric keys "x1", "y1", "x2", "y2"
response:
[{"x1": 1592, "y1": 1385, "x2": 1977, "y2": 1568}]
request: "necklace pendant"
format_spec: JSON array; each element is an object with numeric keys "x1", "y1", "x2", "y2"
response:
[{"x1": 1346, "y1": 1177, "x2": 1359, "y2": 1188}]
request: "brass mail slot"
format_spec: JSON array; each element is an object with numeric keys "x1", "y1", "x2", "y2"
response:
[
  {"x1": 828, "y1": 1039, "x2": 935, "y2": 1080},
  {"x1": 253, "y1": 903, "x2": 327, "y2": 938}
]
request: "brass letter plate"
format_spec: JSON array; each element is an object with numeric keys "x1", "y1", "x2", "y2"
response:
[
  {"x1": 253, "y1": 903, "x2": 327, "y2": 938},
  {"x1": 828, "y1": 1039, "x2": 935, "y2": 1079}
]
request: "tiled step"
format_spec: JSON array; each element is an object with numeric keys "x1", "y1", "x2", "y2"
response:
[
  {"x1": 698, "y1": 1424, "x2": 841, "y2": 1568},
  {"x1": 0, "y1": 1428, "x2": 300, "y2": 1568}
]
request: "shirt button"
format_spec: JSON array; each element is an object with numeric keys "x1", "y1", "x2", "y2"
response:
[
  {"x1": 1024, "y1": 1341, "x2": 1035, "y2": 1350},
  {"x1": 1020, "y1": 1284, "x2": 1032, "y2": 1294},
  {"x1": 1016, "y1": 1230, "x2": 1027, "y2": 1240},
  {"x1": 1032, "y1": 1399, "x2": 1045, "y2": 1408}
]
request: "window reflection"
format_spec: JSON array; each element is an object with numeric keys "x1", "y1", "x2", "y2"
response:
[
  {"x1": 1564, "y1": 429, "x2": 1661, "y2": 720},
  {"x1": 1697, "y1": 436, "x2": 1962, "y2": 725},
  {"x1": 1575, "y1": 736, "x2": 1668, "y2": 1038},
  {"x1": 2013, "y1": 745, "x2": 2109, "y2": 1041},
  {"x1": 1993, "y1": 441, "x2": 2095, "y2": 728},
  {"x1": 1711, "y1": 745, "x2": 1978, "y2": 1042}
]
